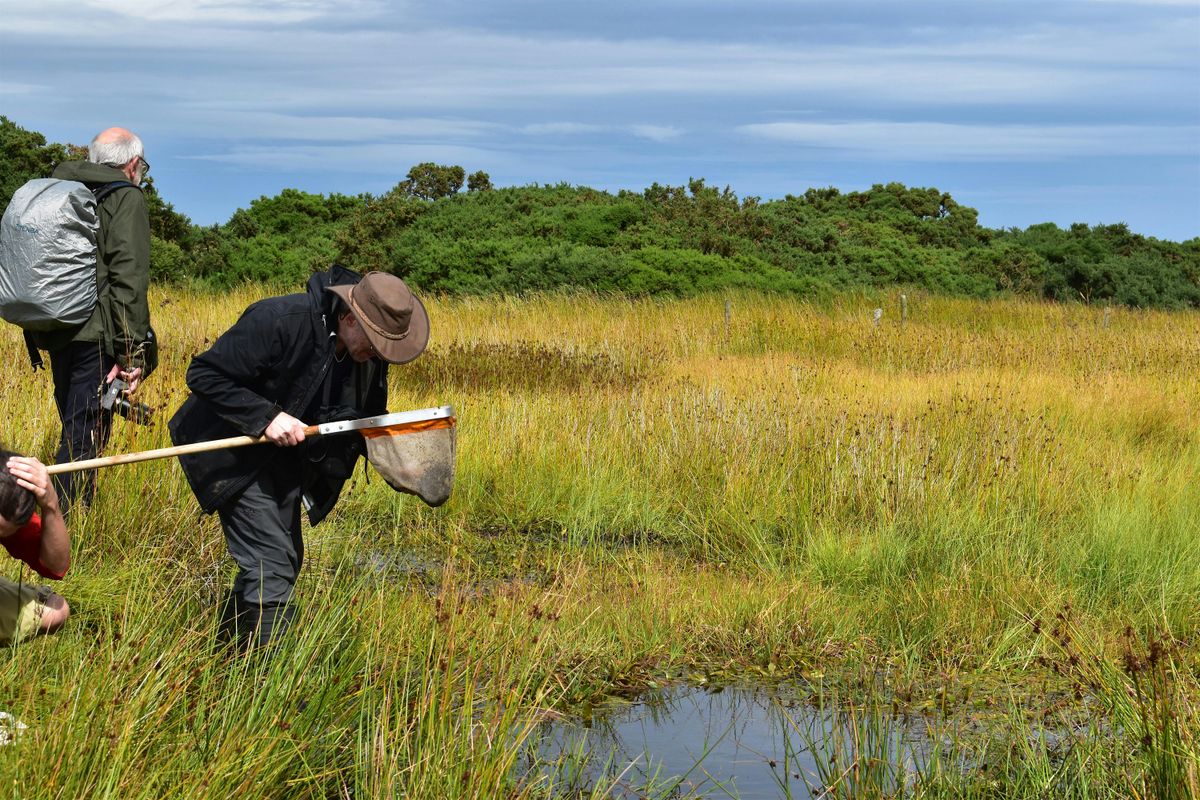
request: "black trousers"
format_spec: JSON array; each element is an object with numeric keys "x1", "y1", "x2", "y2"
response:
[
  {"x1": 48, "y1": 341, "x2": 115, "y2": 514},
  {"x1": 216, "y1": 462, "x2": 304, "y2": 649}
]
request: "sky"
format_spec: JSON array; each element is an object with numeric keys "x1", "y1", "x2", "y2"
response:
[{"x1": 2, "y1": 0, "x2": 1197, "y2": 241}]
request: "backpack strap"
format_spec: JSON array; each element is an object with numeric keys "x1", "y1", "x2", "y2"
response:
[
  {"x1": 92, "y1": 180, "x2": 136, "y2": 203},
  {"x1": 23, "y1": 331, "x2": 44, "y2": 371}
]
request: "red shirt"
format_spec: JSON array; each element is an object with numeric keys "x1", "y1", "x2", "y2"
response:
[{"x1": 1, "y1": 513, "x2": 66, "y2": 580}]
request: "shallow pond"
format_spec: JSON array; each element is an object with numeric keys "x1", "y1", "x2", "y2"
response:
[{"x1": 522, "y1": 683, "x2": 927, "y2": 799}]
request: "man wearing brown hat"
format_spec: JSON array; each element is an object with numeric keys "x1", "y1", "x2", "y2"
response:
[{"x1": 168, "y1": 265, "x2": 429, "y2": 650}]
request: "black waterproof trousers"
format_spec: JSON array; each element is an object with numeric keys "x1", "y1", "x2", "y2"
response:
[
  {"x1": 216, "y1": 461, "x2": 303, "y2": 650},
  {"x1": 49, "y1": 341, "x2": 115, "y2": 514}
]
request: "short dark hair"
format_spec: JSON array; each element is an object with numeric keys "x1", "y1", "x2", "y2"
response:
[{"x1": 0, "y1": 448, "x2": 36, "y2": 527}]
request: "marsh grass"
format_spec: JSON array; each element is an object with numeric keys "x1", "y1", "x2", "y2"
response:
[
  {"x1": 790, "y1": 689, "x2": 917, "y2": 799},
  {"x1": 0, "y1": 286, "x2": 1196, "y2": 796}
]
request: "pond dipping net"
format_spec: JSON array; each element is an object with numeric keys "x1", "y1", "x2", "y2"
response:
[{"x1": 362, "y1": 413, "x2": 456, "y2": 507}]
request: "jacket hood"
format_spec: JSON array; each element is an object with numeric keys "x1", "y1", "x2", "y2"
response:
[
  {"x1": 51, "y1": 160, "x2": 130, "y2": 187},
  {"x1": 307, "y1": 263, "x2": 364, "y2": 323}
]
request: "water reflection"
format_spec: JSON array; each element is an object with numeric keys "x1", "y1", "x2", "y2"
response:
[{"x1": 525, "y1": 684, "x2": 922, "y2": 799}]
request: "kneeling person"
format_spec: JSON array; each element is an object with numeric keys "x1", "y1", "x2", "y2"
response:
[{"x1": 0, "y1": 450, "x2": 71, "y2": 644}]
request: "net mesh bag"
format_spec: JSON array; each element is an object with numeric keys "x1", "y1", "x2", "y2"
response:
[{"x1": 364, "y1": 415, "x2": 456, "y2": 507}]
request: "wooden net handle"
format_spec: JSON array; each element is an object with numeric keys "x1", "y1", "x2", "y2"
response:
[{"x1": 44, "y1": 425, "x2": 322, "y2": 476}]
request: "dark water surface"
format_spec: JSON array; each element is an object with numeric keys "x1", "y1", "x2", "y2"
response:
[{"x1": 524, "y1": 683, "x2": 924, "y2": 799}]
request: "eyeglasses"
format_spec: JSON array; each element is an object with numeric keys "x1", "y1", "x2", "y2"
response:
[{"x1": 110, "y1": 157, "x2": 150, "y2": 183}]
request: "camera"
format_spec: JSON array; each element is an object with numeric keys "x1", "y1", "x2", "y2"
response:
[{"x1": 100, "y1": 377, "x2": 153, "y2": 425}]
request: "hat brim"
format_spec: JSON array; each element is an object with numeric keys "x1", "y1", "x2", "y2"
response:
[{"x1": 327, "y1": 283, "x2": 430, "y2": 365}]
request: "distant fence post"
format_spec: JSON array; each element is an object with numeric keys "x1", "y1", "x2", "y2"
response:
[
  {"x1": 724, "y1": 298, "x2": 732, "y2": 337},
  {"x1": 873, "y1": 307, "x2": 883, "y2": 328},
  {"x1": 900, "y1": 294, "x2": 908, "y2": 325}
]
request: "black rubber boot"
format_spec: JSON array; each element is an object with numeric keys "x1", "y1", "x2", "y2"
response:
[
  {"x1": 216, "y1": 589, "x2": 253, "y2": 652},
  {"x1": 253, "y1": 602, "x2": 295, "y2": 650}
]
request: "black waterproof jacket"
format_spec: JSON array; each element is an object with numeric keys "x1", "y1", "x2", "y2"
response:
[{"x1": 168, "y1": 265, "x2": 387, "y2": 524}]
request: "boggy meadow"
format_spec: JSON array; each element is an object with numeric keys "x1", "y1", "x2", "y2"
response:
[{"x1": 0, "y1": 286, "x2": 1196, "y2": 798}]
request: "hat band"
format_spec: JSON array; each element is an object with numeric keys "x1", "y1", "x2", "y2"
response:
[{"x1": 350, "y1": 288, "x2": 410, "y2": 341}]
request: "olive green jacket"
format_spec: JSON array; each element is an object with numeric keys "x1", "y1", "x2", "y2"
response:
[{"x1": 29, "y1": 161, "x2": 152, "y2": 370}]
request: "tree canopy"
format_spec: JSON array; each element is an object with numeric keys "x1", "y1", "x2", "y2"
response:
[{"x1": 2, "y1": 117, "x2": 1196, "y2": 307}]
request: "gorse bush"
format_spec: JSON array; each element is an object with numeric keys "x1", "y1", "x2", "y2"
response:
[
  {"x1": 3, "y1": 116, "x2": 1198, "y2": 306},
  {"x1": 997, "y1": 222, "x2": 1200, "y2": 309}
]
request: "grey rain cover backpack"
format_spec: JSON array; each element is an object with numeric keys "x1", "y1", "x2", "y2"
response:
[{"x1": 0, "y1": 178, "x2": 130, "y2": 331}]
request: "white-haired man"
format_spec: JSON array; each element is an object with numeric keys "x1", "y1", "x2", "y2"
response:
[{"x1": 27, "y1": 127, "x2": 155, "y2": 513}]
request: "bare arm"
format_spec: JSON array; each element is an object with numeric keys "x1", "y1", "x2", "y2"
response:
[{"x1": 5, "y1": 457, "x2": 69, "y2": 577}]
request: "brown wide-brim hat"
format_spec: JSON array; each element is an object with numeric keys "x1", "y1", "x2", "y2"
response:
[{"x1": 326, "y1": 272, "x2": 430, "y2": 364}]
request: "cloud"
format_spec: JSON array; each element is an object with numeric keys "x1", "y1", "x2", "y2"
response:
[
  {"x1": 1079, "y1": 0, "x2": 1196, "y2": 5},
  {"x1": 520, "y1": 122, "x2": 683, "y2": 142},
  {"x1": 0, "y1": 0, "x2": 386, "y2": 25},
  {"x1": 629, "y1": 124, "x2": 683, "y2": 142},
  {"x1": 521, "y1": 122, "x2": 605, "y2": 136},
  {"x1": 189, "y1": 112, "x2": 499, "y2": 141},
  {"x1": 0, "y1": 81, "x2": 40, "y2": 95},
  {"x1": 183, "y1": 141, "x2": 506, "y2": 172},
  {"x1": 107, "y1": 0, "x2": 328, "y2": 23},
  {"x1": 4, "y1": 3, "x2": 1195, "y2": 110},
  {"x1": 737, "y1": 121, "x2": 1200, "y2": 160}
]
